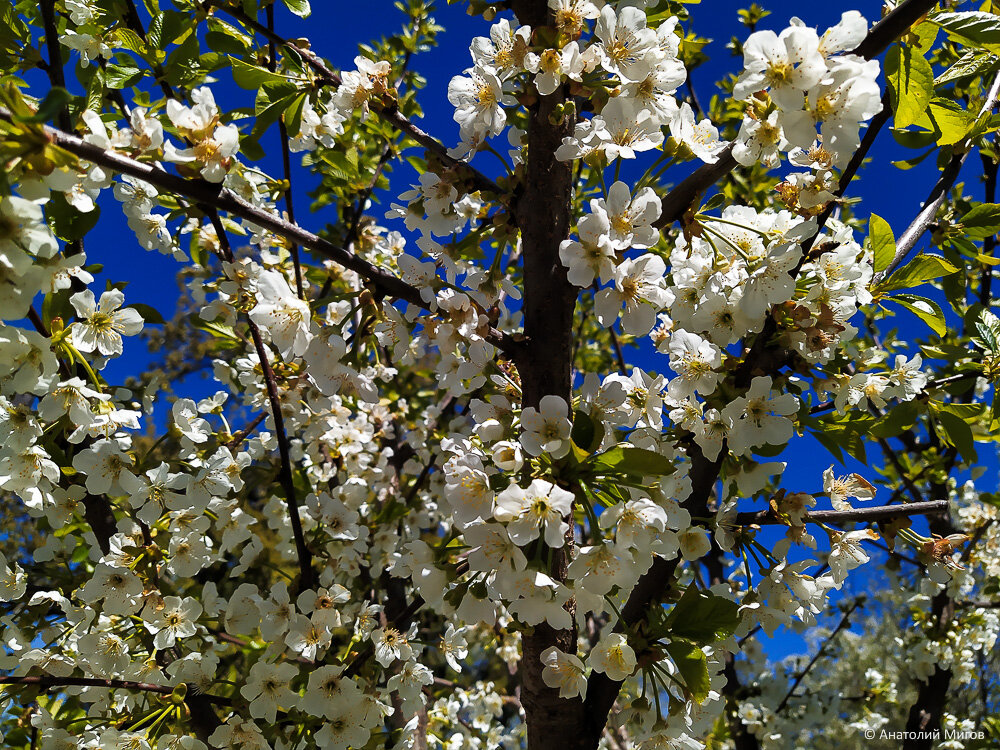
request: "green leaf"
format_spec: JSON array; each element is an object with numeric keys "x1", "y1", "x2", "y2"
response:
[
  {"x1": 206, "y1": 18, "x2": 254, "y2": 55},
  {"x1": 104, "y1": 64, "x2": 144, "y2": 90},
  {"x1": 928, "y1": 98, "x2": 972, "y2": 145},
  {"x1": 280, "y1": 0, "x2": 312, "y2": 17},
  {"x1": 109, "y1": 28, "x2": 148, "y2": 57},
  {"x1": 127, "y1": 303, "x2": 165, "y2": 325},
  {"x1": 571, "y1": 410, "x2": 601, "y2": 454},
  {"x1": 205, "y1": 31, "x2": 245, "y2": 56},
  {"x1": 158, "y1": 10, "x2": 193, "y2": 46},
  {"x1": 588, "y1": 446, "x2": 675, "y2": 477},
  {"x1": 190, "y1": 315, "x2": 239, "y2": 346},
  {"x1": 870, "y1": 400, "x2": 920, "y2": 439},
  {"x1": 664, "y1": 641, "x2": 710, "y2": 702},
  {"x1": 891, "y1": 145, "x2": 937, "y2": 171},
  {"x1": 230, "y1": 57, "x2": 289, "y2": 89},
  {"x1": 285, "y1": 92, "x2": 308, "y2": 138},
  {"x1": 46, "y1": 193, "x2": 100, "y2": 241},
  {"x1": 960, "y1": 203, "x2": 1000, "y2": 239},
  {"x1": 662, "y1": 585, "x2": 741, "y2": 645},
  {"x1": 877, "y1": 255, "x2": 960, "y2": 293},
  {"x1": 869, "y1": 213, "x2": 895, "y2": 274},
  {"x1": 84, "y1": 66, "x2": 106, "y2": 114},
  {"x1": 933, "y1": 11, "x2": 1000, "y2": 52},
  {"x1": 888, "y1": 293, "x2": 948, "y2": 336},
  {"x1": 976, "y1": 309, "x2": 1000, "y2": 353},
  {"x1": 16, "y1": 87, "x2": 73, "y2": 124},
  {"x1": 935, "y1": 49, "x2": 1000, "y2": 86},
  {"x1": 932, "y1": 404, "x2": 979, "y2": 463},
  {"x1": 256, "y1": 81, "x2": 300, "y2": 113},
  {"x1": 886, "y1": 44, "x2": 934, "y2": 129},
  {"x1": 702, "y1": 193, "x2": 725, "y2": 211}
]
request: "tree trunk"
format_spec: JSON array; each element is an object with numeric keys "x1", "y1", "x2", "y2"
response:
[{"x1": 508, "y1": 2, "x2": 583, "y2": 747}]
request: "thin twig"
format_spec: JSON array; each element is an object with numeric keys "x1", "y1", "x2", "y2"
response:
[
  {"x1": 876, "y1": 435, "x2": 926, "y2": 505},
  {"x1": 609, "y1": 325, "x2": 627, "y2": 376},
  {"x1": 0, "y1": 108, "x2": 515, "y2": 353},
  {"x1": 774, "y1": 600, "x2": 861, "y2": 714},
  {"x1": 223, "y1": 410, "x2": 267, "y2": 448},
  {"x1": 877, "y1": 72, "x2": 1000, "y2": 282},
  {"x1": 265, "y1": 2, "x2": 304, "y2": 299},
  {"x1": 733, "y1": 499, "x2": 948, "y2": 526},
  {"x1": 207, "y1": 211, "x2": 315, "y2": 593},
  {"x1": 204, "y1": 0, "x2": 503, "y2": 197},
  {"x1": 0, "y1": 676, "x2": 232, "y2": 706}
]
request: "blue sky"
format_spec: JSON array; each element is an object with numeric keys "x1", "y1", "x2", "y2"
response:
[{"x1": 42, "y1": 0, "x2": 996, "y2": 661}]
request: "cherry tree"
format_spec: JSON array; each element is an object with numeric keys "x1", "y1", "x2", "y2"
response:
[{"x1": 1, "y1": 0, "x2": 999, "y2": 748}]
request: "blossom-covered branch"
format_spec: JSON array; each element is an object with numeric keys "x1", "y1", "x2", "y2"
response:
[
  {"x1": 0, "y1": 106, "x2": 515, "y2": 353},
  {"x1": 0, "y1": 675, "x2": 232, "y2": 706},
  {"x1": 205, "y1": 0, "x2": 504, "y2": 197}
]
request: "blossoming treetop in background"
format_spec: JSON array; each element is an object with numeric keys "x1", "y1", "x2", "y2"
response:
[{"x1": 1, "y1": 0, "x2": 1000, "y2": 748}]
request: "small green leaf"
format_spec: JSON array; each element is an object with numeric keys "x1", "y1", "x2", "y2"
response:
[
  {"x1": 84, "y1": 66, "x2": 106, "y2": 114},
  {"x1": 976, "y1": 309, "x2": 1000, "y2": 353},
  {"x1": 933, "y1": 11, "x2": 1000, "y2": 52},
  {"x1": 127, "y1": 303, "x2": 165, "y2": 325},
  {"x1": 665, "y1": 640, "x2": 710, "y2": 702},
  {"x1": 888, "y1": 293, "x2": 948, "y2": 336},
  {"x1": 588, "y1": 446, "x2": 675, "y2": 477},
  {"x1": 927, "y1": 98, "x2": 971, "y2": 145},
  {"x1": 109, "y1": 28, "x2": 148, "y2": 57},
  {"x1": 870, "y1": 400, "x2": 920, "y2": 439},
  {"x1": 230, "y1": 57, "x2": 289, "y2": 89},
  {"x1": 16, "y1": 87, "x2": 73, "y2": 124},
  {"x1": 280, "y1": 0, "x2": 312, "y2": 17},
  {"x1": 960, "y1": 203, "x2": 1000, "y2": 239},
  {"x1": 877, "y1": 255, "x2": 960, "y2": 293},
  {"x1": 935, "y1": 49, "x2": 1000, "y2": 86},
  {"x1": 663, "y1": 585, "x2": 741, "y2": 645},
  {"x1": 932, "y1": 405, "x2": 978, "y2": 463},
  {"x1": 886, "y1": 44, "x2": 934, "y2": 129},
  {"x1": 702, "y1": 193, "x2": 725, "y2": 212},
  {"x1": 285, "y1": 92, "x2": 308, "y2": 138},
  {"x1": 205, "y1": 30, "x2": 250, "y2": 56},
  {"x1": 869, "y1": 213, "x2": 896, "y2": 274},
  {"x1": 46, "y1": 193, "x2": 100, "y2": 241},
  {"x1": 104, "y1": 64, "x2": 144, "y2": 90},
  {"x1": 190, "y1": 315, "x2": 239, "y2": 344},
  {"x1": 571, "y1": 409, "x2": 599, "y2": 454}
]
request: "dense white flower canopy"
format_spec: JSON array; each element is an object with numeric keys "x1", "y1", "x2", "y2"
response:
[{"x1": 0, "y1": 1, "x2": 999, "y2": 750}]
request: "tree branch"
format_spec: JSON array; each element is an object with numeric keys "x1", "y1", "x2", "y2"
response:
[
  {"x1": 204, "y1": 0, "x2": 503, "y2": 197},
  {"x1": 774, "y1": 600, "x2": 861, "y2": 715},
  {"x1": 877, "y1": 71, "x2": 1000, "y2": 282},
  {"x1": 850, "y1": 0, "x2": 937, "y2": 60},
  {"x1": 653, "y1": 0, "x2": 937, "y2": 231},
  {"x1": 733, "y1": 499, "x2": 948, "y2": 526},
  {"x1": 264, "y1": 2, "x2": 304, "y2": 299},
  {"x1": 0, "y1": 108, "x2": 516, "y2": 352},
  {"x1": 207, "y1": 210, "x2": 315, "y2": 593},
  {"x1": 0, "y1": 675, "x2": 232, "y2": 706}
]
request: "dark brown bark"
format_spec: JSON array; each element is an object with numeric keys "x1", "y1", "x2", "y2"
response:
[{"x1": 507, "y1": 2, "x2": 583, "y2": 747}]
